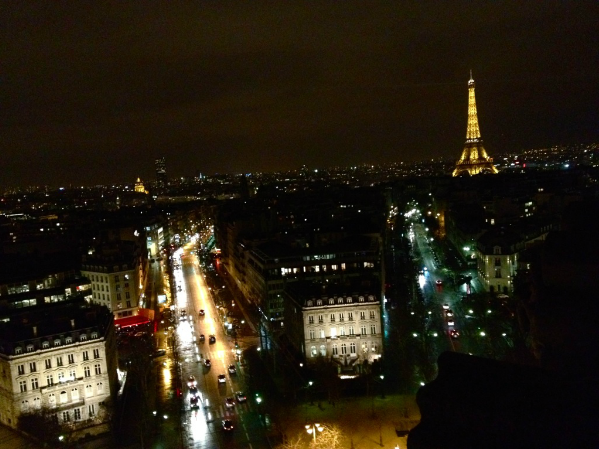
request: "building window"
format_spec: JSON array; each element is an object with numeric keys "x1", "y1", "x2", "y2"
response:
[
  {"x1": 33, "y1": 397, "x2": 41, "y2": 409},
  {"x1": 45, "y1": 359, "x2": 52, "y2": 369},
  {"x1": 91, "y1": 332, "x2": 98, "y2": 339},
  {"x1": 310, "y1": 346, "x2": 317, "y2": 357},
  {"x1": 42, "y1": 341, "x2": 49, "y2": 349},
  {"x1": 332, "y1": 344, "x2": 338, "y2": 355},
  {"x1": 47, "y1": 375, "x2": 54, "y2": 386},
  {"x1": 349, "y1": 326, "x2": 355, "y2": 335},
  {"x1": 370, "y1": 324, "x2": 376, "y2": 334},
  {"x1": 320, "y1": 329, "x2": 325, "y2": 338},
  {"x1": 82, "y1": 351, "x2": 89, "y2": 361},
  {"x1": 58, "y1": 372, "x2": 65, "y2": 382},
  {"x1": 74, "y1": 408, "x2": 81, "y2": 421},
  {"x1": 370, "y1": 310, "x2": 375, "y2": 320},
  {"x1": 339, "y1": 327, "x2": 346, "y2": 336},
  {"x1": 93, "y1": 349, "x2": 100, "y2": 359},
  {"x1": 309, "y1": 329, "x2": 315, "y2": 340},
  {"x1": 89, "y1": 404, "x2": 95, "y2": 417},
  {"x1": 54, "y1": 340, "x2": 61, "y2": 346},
  {"x1": 94, "y1": 364, "x2": 101, "y2": 375},
  {"x1": 341, "y1": 343, "x2": 347, "y2": 355},
  {"x1": 318, "y1": 315, "x2": 323, "y2": 324},
  {"x1": 359, "y1": 296, "x2": 364, "y2": 303},
  {"x1": 307, "y1": 300, "x2": 313, "y2": 307},
  {"x1": 60, "y1": 391, "x2": 67, "y2": 403},
  {"x1": 328, "y1": 299, "x2": 334, "y2": 305},
  {"x1": 360, "y1": 311, "x2": 366, "y2": 320},
  {"x1": 84, "y1": 366, "x2": 91, "y2": 378},
  {"x1": 316, "y1": 300, "x2": 322, "y2": 306},
  {"x1": 85, "y1": 384, "x2": 93, "y2": 397},
  {"x1": 339, "y1": 313, "x2": 344, "y2": 322},
  {"x1": 361, "y1": 326, "x2": 366, "y2": 335},
  {"x1": 68, "y1": 354, "x2": 75, "y2": 364},
  {"x1": 308, "y1": 316, "x2": 314, "y2": 324},
  {"x1": 116, "y1": 293, "x2": 121, "y2": 301},
  {"x1": 495, "y1": 268, "x2": 502, "y2": 278},
  {"x1": 494, "y1": 257, "x2": 501, "y2": 266},
  {"x1": 72, "y1": 388, "x2": 79, "y2": 401},
  {"x1": 350, "y1": 342, "x2": 356, "y2": 354},
  {"x1": 371, "y1": 343, "x2": 377, "y2": 353},
  {"x1": 17, "y1": 364, "x2": 25, "y2": 375},
  {"x1": 126, "y1": 300, "x2": 131, "y2": 308},
  {"x1": 125, "y1": 292, "x2": 130, "y2": 299},
  {"x1": 347, "y1": 297, "x2": 352, "y2": 303},
  {"x1": 80, "y1": 335, "x2": 87, "y2": 341},
  {"x1": 56, "y1": 357, "x2": 63, "y2": 367},
  {"x1": 26, "y1": 344, "x2": 34, "y2": 352},
  {"x1": 48, "y1": 393, "x2": 56, "y2": 407},
  {"x1": 31, "y1": 378, "x2": 39, "y2": 390},
  {"x1": 319, "y1": 345, "x2": 326, "y2": 356},
  {"x1": 62, "y1": 411, "x2": 70, "y2": 422},
  {"x1": 69, "y1": 369, "x2": 76, "y2": 380},
  {"x1": 19, "y1": 380, "x2": 27, "y2": 392},
  {"x1": 21, "y1": 400, "x2": 29, "y2": 412},
  {"x1": 348, "y1": 312, "x2": 354, "y2": 320},
  {"x1": 65, "y1": 337, "x2": 72, "y2": 344},
  {"x1": 15, "y1": 347, "x2": 22, "y2": 354},
  {"x1": 330, "y1": 314, "x2": 335, "y2": 323}
]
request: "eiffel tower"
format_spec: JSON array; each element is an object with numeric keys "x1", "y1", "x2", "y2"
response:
[{"x1": 452, "y1": 71, "x2": 499, "y2": 176}]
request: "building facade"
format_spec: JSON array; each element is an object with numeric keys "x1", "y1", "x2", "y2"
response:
[
  {"x1": 284, "y1": 283, "x2": 383, "y2": 374},
  {"x1": 81, "y1": 242, "x2": 143, "y2": 320},
  {"x1": 0, "y1": 301, "x2": 117, "y2": 429}
]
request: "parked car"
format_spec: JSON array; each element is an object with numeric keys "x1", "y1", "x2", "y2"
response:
[
  {"x1": 228, "y1": 364, "x2": 236, "y2": 374},
  {"x1": 225, "y1": 397, "x2": 235, "y2": 408},
  {"x1": 218, "y1": 374, "x2": 226, "y2": 384},
  {"x1": 204, "y1": 359, "x2": 211, "y2": 368},
  {"x1": 235, "y1": 391, "x2": 247, "y2": 403},
  {"x1": 187, "y1": 376, "x2": 197, "y2": 387},
  {"x1": 199, "y1": 309, "x2": 205, "y2": 316},
  {"x1": 209, "y1": 335, "x2": 216, "y2": 344},
  {"x1": 200, "y1": 334, "x2": 205, "y2": 342}
]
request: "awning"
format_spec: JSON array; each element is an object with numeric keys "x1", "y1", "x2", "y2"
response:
[{"x1": 114, "y1": 315, "x2": 151, "y2": 328}]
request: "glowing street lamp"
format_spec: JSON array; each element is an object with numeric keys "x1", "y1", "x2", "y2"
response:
[{"x1": 305, "y1": 423, "x2": 324, "y2": 443}]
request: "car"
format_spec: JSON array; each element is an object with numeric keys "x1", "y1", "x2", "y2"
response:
[
  {"x1": 153, "y1": 349, "x2": 166, "y2": 357},
  {"x1": 209, "y1": 335, "x2": 216, "y2": 344},
  {"x1": 187, "y1": 376, "x2": 197, "y2": 388},
  {"x1": 446, "y1": 318, "x2": 455, "y2": 327},
  {"x1": 199, "y1": 309, "x2": 205, "y2": 316},
  {"x1": 199, "y1": 334, "x2": 205, "y2": 342},
  {"x1": 235, "y1": 391, "x2": 247, "y2": 403},
  {"x1": 189, "y1": 387, "x2": 199, "y2": 398},
  {"x1": 204, "y1": 359, "x2": 211, "y2": 368},
  {"x1": 225, "y1": 397, "x2": 235, "y2": 408},
  {"x1": 218, "y1": 374, "x2": 226, "y2": 384},
  {"x1": 445, "y1": 309, "x2": 454, "y2": 317},
  {"x1": 436, "y1": 279, "x2": 443, "y2": 286},
  {"x1": 442, "y1": 303, "x2": 450, "y2": 310},
  {"x1": 222, "y1": 419, "x2": 234, "y2": 432},
  {"x1": 190, "y1": 395, "x2": 199, "y2": 409},
  {"x1": 228, "y1": 364, "x2": 236, "y2": 374},
  {"x1": 450, "y1": 329, "x2": 460, "y2": 339}
]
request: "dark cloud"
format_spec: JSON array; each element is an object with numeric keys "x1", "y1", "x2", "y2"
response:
[{"x1": 1, "y1": 1, "x2": 598, "y2": 187}]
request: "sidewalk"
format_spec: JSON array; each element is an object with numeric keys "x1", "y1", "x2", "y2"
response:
[{"x1": 280, "y1": 394, "x2": 419, "y2": 449}]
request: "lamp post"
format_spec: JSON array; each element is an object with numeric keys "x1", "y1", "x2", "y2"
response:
[
  {"x1": 308, "y1": 381, "x2": 314, "y2": 405},
  {"x1": 305, "y1": 423, "x2": 323, "y2": 444},
  {"x1": 380, "y1": 374, "x2": 385, "y2": 399}
]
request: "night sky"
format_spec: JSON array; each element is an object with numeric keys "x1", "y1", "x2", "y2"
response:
[{"x1": 1, "y1": 2, "x2": 598, "y2": 188}]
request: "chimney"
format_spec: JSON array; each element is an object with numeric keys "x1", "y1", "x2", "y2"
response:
[
  {"x1": 70, "y1": 319, "x2": 75, "y2": 329},
  {"x1": 33, "y1": 326, "x2": 37, "y2": 337}
]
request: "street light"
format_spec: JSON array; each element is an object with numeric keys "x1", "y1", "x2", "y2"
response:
[
  {"x1": 380, "y1": 374, "x2": 385, "y2": 399},
  {"x1": 305, "y1": 423, "x2": 324, "y2": 443}
]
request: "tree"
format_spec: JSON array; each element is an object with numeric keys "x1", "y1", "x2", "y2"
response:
[
  {"x1": 18, "y1": 406, "x2": 65, "y2": 446},
  {"x1": 274, "y1": 424, "x2": 347, "y2": 449}
]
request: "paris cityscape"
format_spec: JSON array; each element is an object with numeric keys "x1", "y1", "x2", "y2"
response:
[{"x1": 2, "y1": 3, "x2": 599, "y2": 449}]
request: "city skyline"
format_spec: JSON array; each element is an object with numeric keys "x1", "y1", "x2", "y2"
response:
[{"x1": 1, "y1": 2, "x2": 598, "y2": 188}]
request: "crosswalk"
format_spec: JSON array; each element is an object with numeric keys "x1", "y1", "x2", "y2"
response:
[{"x1": 186, "y1": 401, "x2": 253, "y2": 422}]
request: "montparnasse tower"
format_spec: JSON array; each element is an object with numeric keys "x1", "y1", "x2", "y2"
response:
[{"x1": 452, "y1": 71, "x2": 499, "y2": 177}]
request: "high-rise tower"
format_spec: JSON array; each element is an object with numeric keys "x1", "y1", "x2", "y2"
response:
[
  {"x1": 155, "y1": 157, "x2": 167, "y2": 187},
  {"x1": 452, "y1": 72, "x2": 499, "y2": 177}
]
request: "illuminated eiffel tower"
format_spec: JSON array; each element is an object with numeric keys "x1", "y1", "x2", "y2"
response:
[{"x1": 452, "y1": 71, "x2": 499, "y2": 176}]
